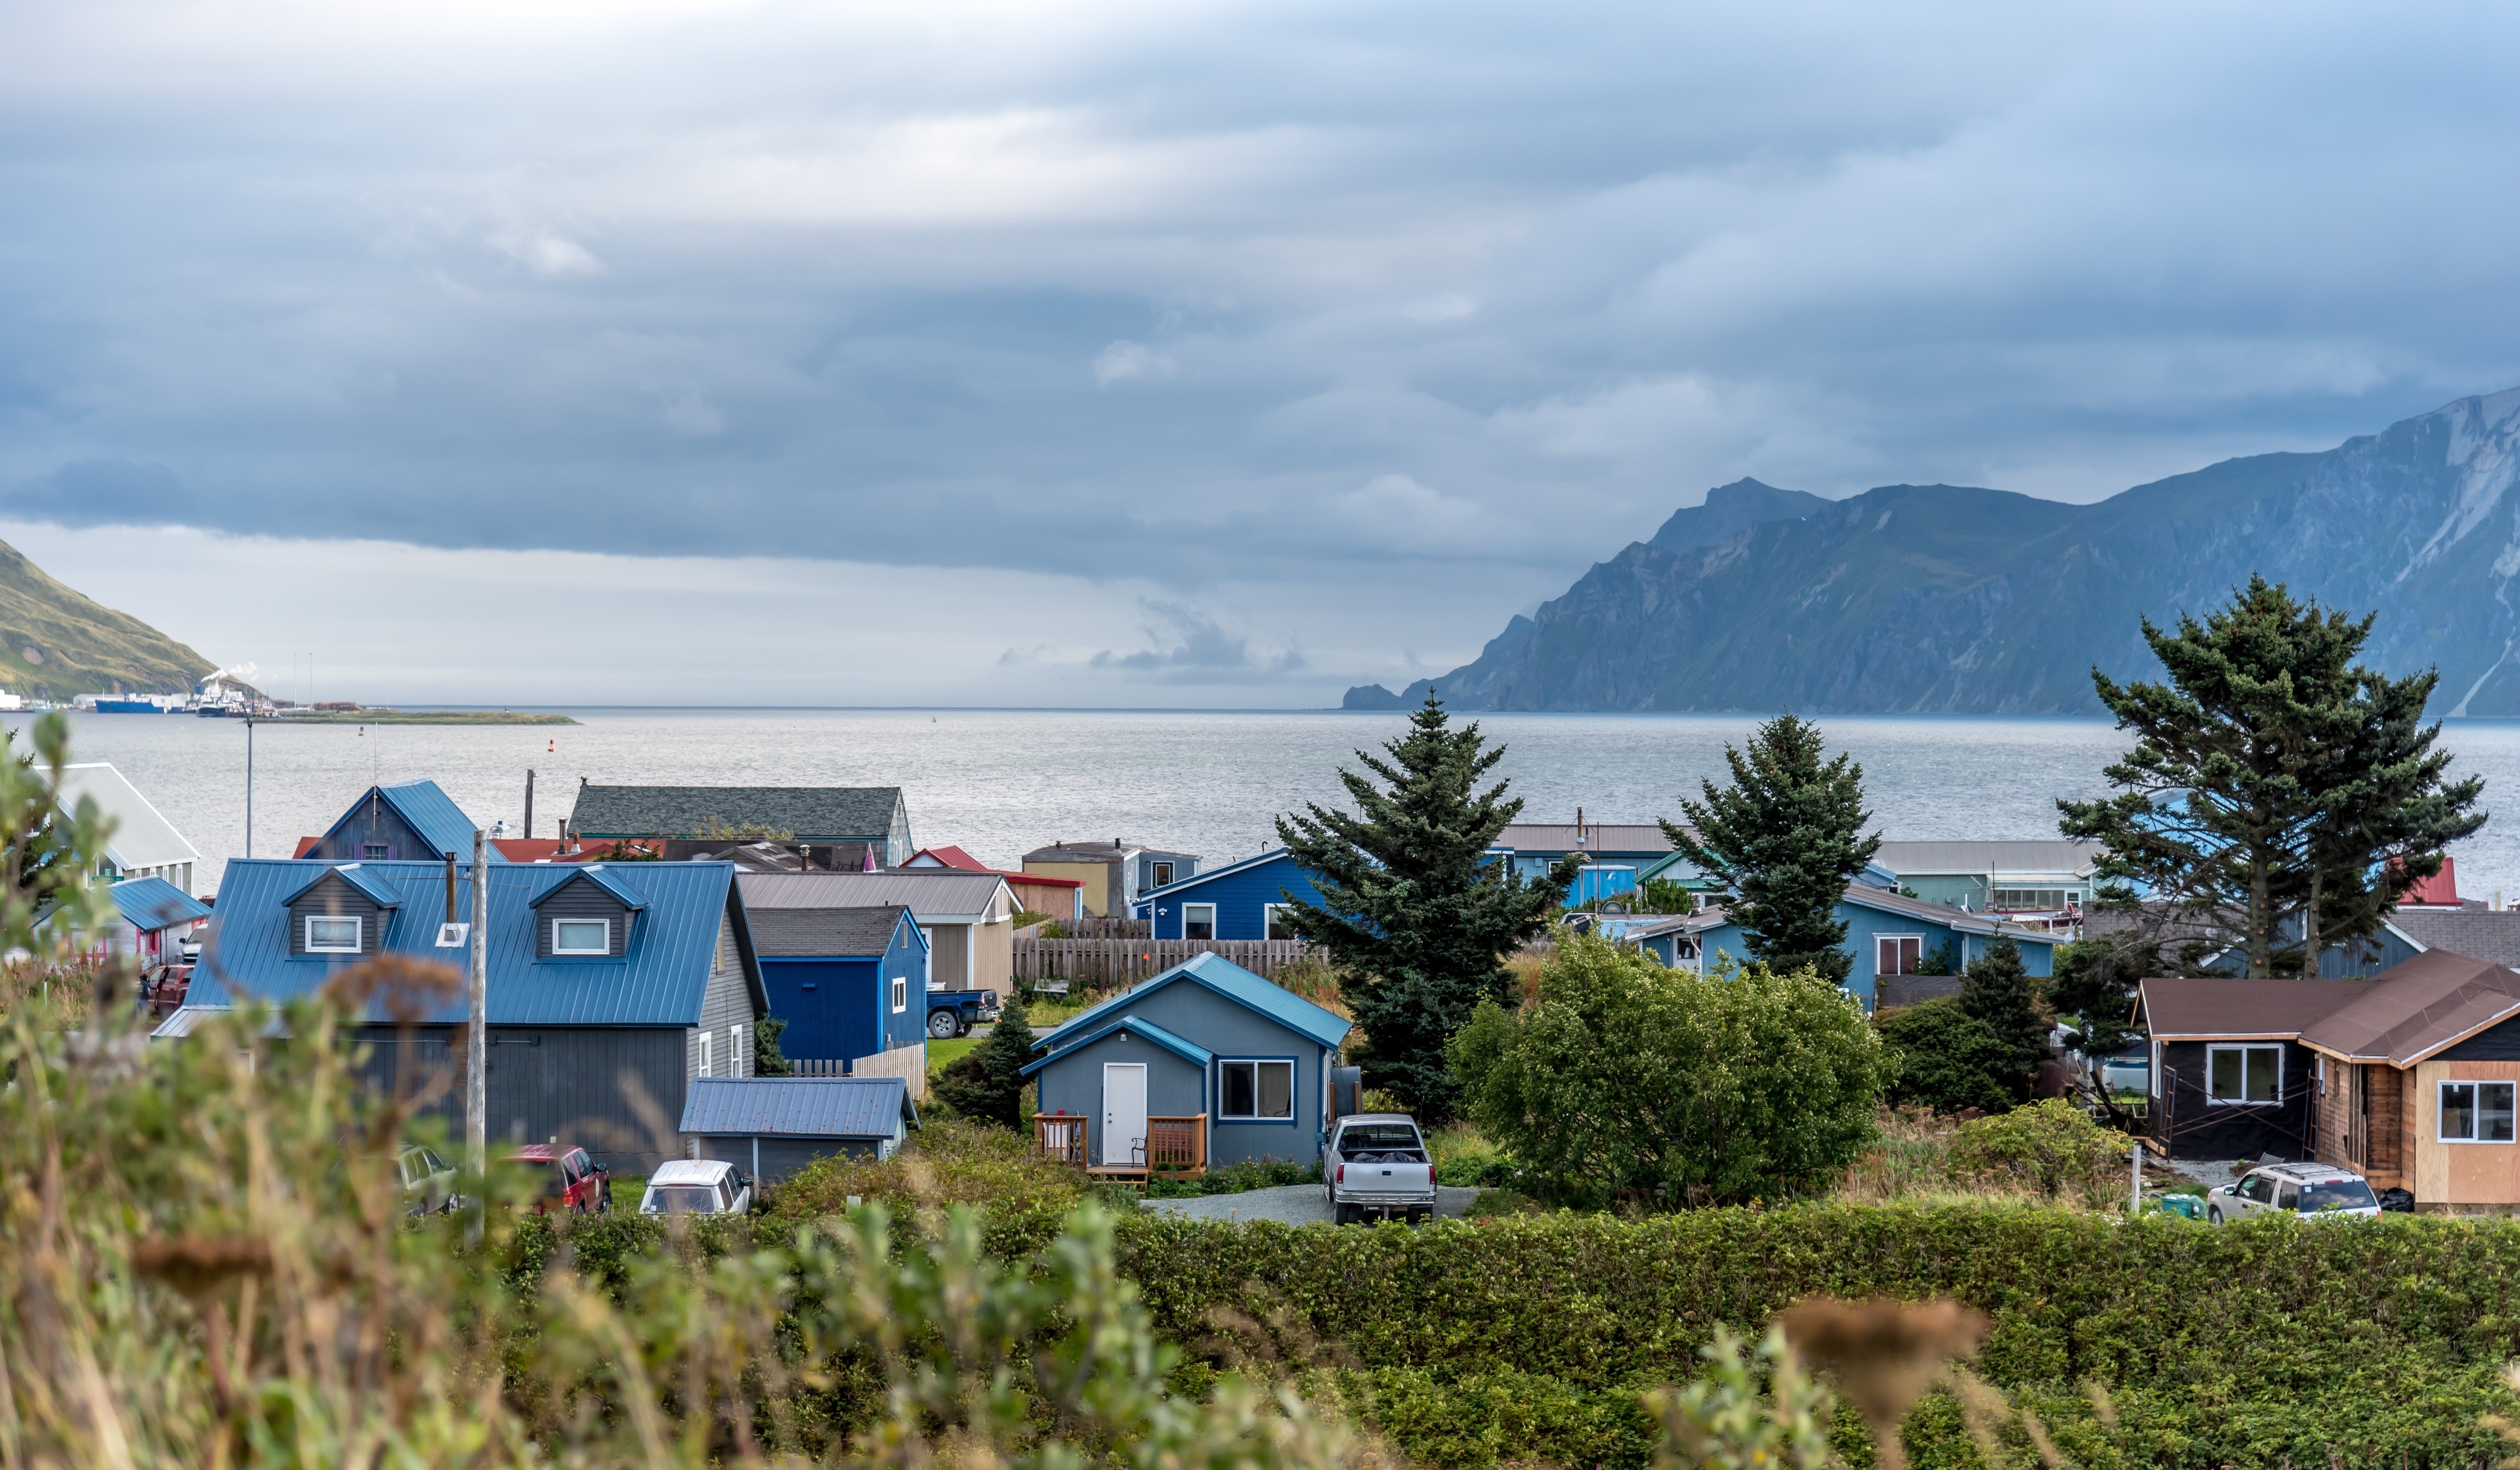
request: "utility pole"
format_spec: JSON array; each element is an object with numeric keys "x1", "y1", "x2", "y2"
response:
[
  {"x1": 524, "y1": 768, "x2": 536, "y2": 841},
  {"x1": 244, "y1": 716, "x2": 256, "y2": 858},
  {"x1": 467, "y1": 828, "x2": 488, "y2": 1179}
]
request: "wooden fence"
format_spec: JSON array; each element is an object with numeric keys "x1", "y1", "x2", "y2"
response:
[
  {"x1": 1068, "y1": 916, "x2": 1151, "y2": 940},
  {"x1": 1013, "y1": 937, "x2": 1320, "y2": 988}
]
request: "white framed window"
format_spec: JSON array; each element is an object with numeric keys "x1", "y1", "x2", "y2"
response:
[
  {"x1": 2205, "y1": 1043, "x2": 2282, "y2": 1105},
  {"x1": 891, "y1": 974, "x2": 908, "y2": 1013},
  {"x1": 698, "y1": 1032, "x2": 713, "y2": 1078},
  {"x1": 304, "y1": 915, "x2": 362, "y2": 954},
  {"x1": 1183, "y1": 903, "x2": 1217, "y2": 941},
  {"x1": 2441, "y1": 1081, "x2": 2517, "y2": 1143},
  {"x1": 1219, "y1": 1059, "x2": 1295, "y2": 1120},
  {"x1": 552, "y1": 917, "x2": 610, "y2": 955},
  {"x1": 731, "y1": 1026, "x2": 747, "y2": 1078},
  {"x1": 1264, "y1": 903, "x2": 1296, "y2": 940},
  {"x1": 1876, "y1": 934, "x2": 1923, "y2": 976}
]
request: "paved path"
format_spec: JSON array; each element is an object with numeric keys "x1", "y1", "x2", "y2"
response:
[{"x1": 1139, "y1": 1183, "x2": 1482, "y2": 1225}]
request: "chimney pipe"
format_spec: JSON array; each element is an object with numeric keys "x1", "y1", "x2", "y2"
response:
[
  {"x1": 524, "y1": 768, "x2": 535, "y2": 841},
  {"x1": 444, "y1": 853, "x2": 458, "y2": 923}
]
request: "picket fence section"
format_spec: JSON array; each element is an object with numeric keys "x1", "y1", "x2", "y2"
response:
[{"x1": 1013, "y1": 937, "x2": 1319, "y2": 988}]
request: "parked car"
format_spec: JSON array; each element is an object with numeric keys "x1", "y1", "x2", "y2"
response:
[
  {"x1": 639, "y1": 1159, "x2": 754, "y2": 1216},
  {"x1": 1324, "y1": 1114, "x2": 1437, "y2": 1224},
  {"x1": 397, "y1": 1142, "x2": 459, "y2": 1216},
  {"x1": 2206, "y1": 1162, "x2": 2381, "y2": 1223},
  {"x1": 502, "y1": 1144, "x2": 611, "y2": 1215},
  {"x1": 925, "y1": 985, "x2": 1001, "y2": 1039}
]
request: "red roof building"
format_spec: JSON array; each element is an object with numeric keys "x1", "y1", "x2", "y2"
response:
[{"x1": 904, "y1": 846, "x2": 1083, "y2": 922}]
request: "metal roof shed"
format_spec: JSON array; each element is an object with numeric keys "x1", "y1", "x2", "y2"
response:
[
  {"x1": 58, "y1": 763, "x2": 200, "y2": 891},
  {"x1": 679, "y1": 1076, "x2": 919, "y2": 1179}
]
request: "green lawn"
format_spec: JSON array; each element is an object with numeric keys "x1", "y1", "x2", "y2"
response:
[{"x1": 928, "y1": 1037, "x2": 983, "y2": 1071}]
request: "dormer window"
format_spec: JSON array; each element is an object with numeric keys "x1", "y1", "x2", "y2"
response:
[
  {"x1": 305, "y1": 915, "x2": 362, "y2": 954},
  {"x1": 552, "y1": 918, "x2": 611, "y2": 955},
  {"x1": 362, "y1": 843, "x2": 392, "y2": 860}
]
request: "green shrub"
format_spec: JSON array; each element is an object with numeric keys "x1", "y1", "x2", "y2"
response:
[
  {"x1": 1945, "y1": 1099, "x2": 2128, "y2": 1200},
  {"x1": 770, "y1": 1116, "x2": 1108, "y2": 1223},
  {"x1": 1878, "y1": 998, "x2": 2019, "y2": 1115},
  {"x1": 931, "y1": 1000, "x2": 1035, "y2": 1126},
  {"x1": 1449, "y1": 934, "x2": 1885, "y2": 1208},
  {"x1": 1144, "y1": 1156, "x2": 1321, "y2": 1198}
]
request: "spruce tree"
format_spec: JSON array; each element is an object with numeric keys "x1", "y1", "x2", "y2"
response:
[
  {"x1": 2059, "y1": 577, "x2": 2485, "y2": 976},
  {"x1": 1663, "y1": 714, "x2": 1878, "y2": 984},
  {"x1": 1956, "y1": 938, "x2": 2048, "y2": 1099},
  {"x1": 932, "y1": 1001, "x2": 1036, "y2": 1127},
  {"x1": 1274, "y1": 691, "x2": 1580, "y2": 1121}
]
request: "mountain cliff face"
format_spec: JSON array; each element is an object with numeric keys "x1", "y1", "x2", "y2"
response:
[
  {"x1": 1367, "y1": 390, "x2": 2520, "y2": 715},
  {"x1": 0, "y1": 537, "x2": 210, "y2": 700}
]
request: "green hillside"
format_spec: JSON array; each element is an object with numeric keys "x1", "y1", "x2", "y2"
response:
[{"x1": 0, "y1": 538, "x2": 212, "y2": 700}]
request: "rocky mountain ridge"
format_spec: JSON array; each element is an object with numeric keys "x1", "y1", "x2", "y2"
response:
[{"x1": 1345, "y1": 390, "x2": 2520, "y2": 715}]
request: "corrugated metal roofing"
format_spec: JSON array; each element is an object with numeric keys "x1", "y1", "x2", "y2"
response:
[
  {"x1": 1870, "y1": 841, "x2": 2102, "y2": 877},
  {"x1": 369, "y1": 780, "x2": 506, "y2": 863},
  {"x1": 530, "y1": 865, "x2": 647, "y2": 910},
  {"x1": 1492, "y1": 823, "x2": 1676, "y2": 854},
  {"x1": 286, "y1": 863, "x2": 403, "y2": 908},
  {"x1": 104, "y1": 876, "x2": 210, "y2": 929},
  {"x1": 1039, "y1": 951, "x2": 1350, "y2": 1053},
  {"x1": 149, "y1": 1005, "x2": 288, "y2": 1040},
  {"x1": 679, "y1": 1076, "x2": 914, "y2": 1137},
  {"x1": 59, "y1": 763, "x2": 199, "y2": 873},
  {"x1": 570, "y1": 785, "x2": 904, "y2": 841},
  {"x1": 2299, "y1": 950, "x2": 2520, "y2": 1063},
  {"x1": 1839, "y1": 885, "x2": 2058, "y2": 942},
  {"x1": 186, "y1": 858, "x2": 758, "y2": 1027},
  {"x1": 747, "y1": 904, "x2": 912, "y2": 959},
  {"x1": 1020, "y1": 1013, "x2": 1213, "y2": 1076},
  {"x1": 2137, "y1": 977, "x2": 2372, "y2": 1040},
  {"x1": 736, "y1": 870, "x2": 1009, "y2": 921}
]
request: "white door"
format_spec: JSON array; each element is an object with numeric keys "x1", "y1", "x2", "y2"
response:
[{"x1": 1101, "y1": 1063, "x2": 1148, "y2": 1166}]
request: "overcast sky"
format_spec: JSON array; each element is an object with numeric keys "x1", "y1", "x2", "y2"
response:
[{"x1": 7, "y1": 0, "x2": 2520, "y2": 705}]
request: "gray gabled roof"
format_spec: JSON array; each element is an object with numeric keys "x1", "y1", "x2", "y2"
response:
[
  {"x1": 746, "y1": 904, "x2": 914, "y2": 959},
  {"x1": 679, "y1": 1076, "x2": 916, "y2": 1137},
  {"x1": 1869, "y1": 841, "x2": 2101, "y2": 878},
  {"x1": 2385, "y1": 908, "x2": 2520, "y2": 970},
  {"x1": 736, "y1": 870, "x2": 1009, "y2": 923},
  {"x1": 569, "y1": 785, "x2": 904, "y2": 841}
]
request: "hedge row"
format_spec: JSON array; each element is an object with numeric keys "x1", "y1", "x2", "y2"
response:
[{"x1": 523, "y1": 1205, "x2": 2520, "y2": 1468}]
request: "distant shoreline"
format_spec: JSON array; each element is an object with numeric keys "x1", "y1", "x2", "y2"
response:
[{"x1": 262, "y1": 709, "x2": 577, "y2": 726}]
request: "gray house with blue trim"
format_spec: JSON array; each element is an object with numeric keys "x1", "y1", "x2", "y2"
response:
[
  {"x1": 155, "y1": 858, "x2": 765, "y2": 1173},
  {"x1": 1635, "y1": 885, "x2": 2055, "y2": 1011},
  {"x1": 1023, "y1": 952, "x2": 1349, "y2": 1169}
]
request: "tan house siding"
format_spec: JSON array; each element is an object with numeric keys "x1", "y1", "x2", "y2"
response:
[
  {"x1": 974, "y1": 917, "x2": 1012, "y2": 996},
  {"x1": 2412, "y1": 1059, "x2": 2520, "y2": 1211},
  {"x1": 1024, "y1": 860, "x2": 1116, "y2": 916}
]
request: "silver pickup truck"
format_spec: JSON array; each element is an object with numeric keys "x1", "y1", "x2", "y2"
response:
[{"x1": 1324, "y1": 1114, "x2": 1437, "y2": 1224}]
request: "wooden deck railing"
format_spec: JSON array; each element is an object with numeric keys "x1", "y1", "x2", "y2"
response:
[{"x1": 1032, "y1": 1112, "x2": 1207, "y2": 1179}]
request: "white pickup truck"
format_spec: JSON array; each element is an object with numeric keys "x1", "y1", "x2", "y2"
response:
[{"x1": 1323, "y1": 1114, "x2": 1437, "y2": 1224}]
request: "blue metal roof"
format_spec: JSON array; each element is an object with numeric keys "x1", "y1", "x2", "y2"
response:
[
  {"x1": 312, "y1": 780, "x2": 506, "y2": 863},
  {"x1": 530, "y1": 865, "x2": 647, "y2": 910},
  {"x1": 284, "y1": 863, "x2": 404, "y2": 908},
  {"x1": 1019, "y1": 1013, "x2": 1213, "y2": 1076},
  {"x1": 104, "y1": 876, "x2": 210, "y2": 931},
  {"x1": 678, "y1": 1076, "x2": 916, "y2": 1137},
  {"x1": 1036, "y1": 951, "x2": 1350, "y2": 1055},
  {"x1": 186, "y1": 858, "x2": 761, "y2": 1027}
]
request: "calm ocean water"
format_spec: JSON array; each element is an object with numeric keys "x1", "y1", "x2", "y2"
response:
[{"x1": 33, "y1": 708, "x2": 2520, "y2": 900}]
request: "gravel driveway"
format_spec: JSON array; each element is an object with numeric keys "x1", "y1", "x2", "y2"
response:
[{"x1": 1139, "y1": 1183, "x2": 1482, "y2": 1225}]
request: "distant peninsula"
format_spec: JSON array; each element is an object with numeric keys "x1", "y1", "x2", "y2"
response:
[
  {"x1": 0, "y1": 537, "x2": 212, "y2": 700},
  {"x1": 1355, "y1": 389, "x2": 2520, "y2": 717},
  {"x1": 274, "y1": 709, "x2": 578, "y2": 726}
]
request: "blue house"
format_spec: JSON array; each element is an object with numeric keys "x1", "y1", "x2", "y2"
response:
[
  {"x1": 1631, "y1": 885, "x2": 2056, "y2": 1011},
  {"x1": 1133, "y1": 850, "x2": 1324, "y2": 940},
  {"x1": 155, "y1": 858, "x2": 765, "y2": 1172},
  {"x1": 39, "y1": 875, "x2": 211, "y2": 969},
  {"x1": 1022, "y1": 952, "x2": 1350, "y2": 1170},
  {"x1": 302, "y1": 780, "x2": 507, "y2": 864},
  {"x1": 746, "y1": 903, "x2": 930, "y2": 1074}
]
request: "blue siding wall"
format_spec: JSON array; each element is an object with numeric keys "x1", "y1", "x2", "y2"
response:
[
  {"x1": 1138, "y1": 854, "x2": 1324, "y2": 941},
  {"x1": 1685, "y1": 904, "x2": 2055, "y2": 1012},
  {"x1": 761, "y1": 957, "x2": 883, "y2": 1061},
  {"x1": 761, "y1": 914, "x2": 929, "y2": 1061}
]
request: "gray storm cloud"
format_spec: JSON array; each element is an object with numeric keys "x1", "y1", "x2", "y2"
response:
[{"x1": 3, "y1": 0, "x2": 2517, "y2": 649}]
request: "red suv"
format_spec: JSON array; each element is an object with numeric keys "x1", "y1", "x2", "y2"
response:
[{"x1": 503, "y1": 1144, "x2": 612, "y2": 1215}]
